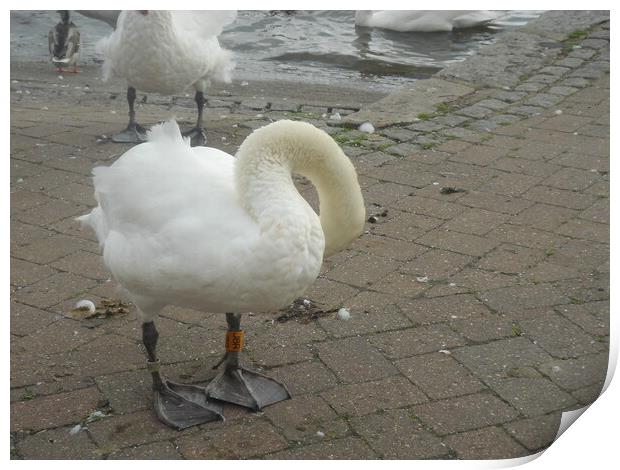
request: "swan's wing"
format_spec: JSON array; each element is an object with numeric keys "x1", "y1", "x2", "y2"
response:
[{"x1": 170, "y1": 10, "x2": 236, "y2": 40}]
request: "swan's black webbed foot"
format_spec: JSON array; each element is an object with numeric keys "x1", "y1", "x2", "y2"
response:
[
  {"x1": 182, "y1": 127, "x2": 207, "y2": 147},
  {"x1": 111, "y1": 123, "x2": 148, "y2": 143}
]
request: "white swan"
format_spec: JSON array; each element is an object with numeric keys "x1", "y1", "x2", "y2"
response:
[
  {"x1": 97, "y1": 10, "x2": 236, "y2": 145},
  {"x1": 354, "y1": 10, "x2": 502, "y2": 32},
  {"x1": 78, "y1": 119, "x2": 366, "y2": 429},
  {"x1": 48, "y1": 10, "x2": 80, "y2": 73}
]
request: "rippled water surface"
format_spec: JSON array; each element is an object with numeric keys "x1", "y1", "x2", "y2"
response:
[{"x1": 11, "y1": 10, "x2": 543, "y2": 90}]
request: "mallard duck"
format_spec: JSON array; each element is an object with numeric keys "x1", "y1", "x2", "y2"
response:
[
  {"x1": 97, "y1": 10, "x2": 236, "y2": 146},
  {"x1": 78, "y1": 119, "x2": 366, "y2": 429},
  {"x1": 48, "y1": 10, "x2": 80, "y2": 73}
]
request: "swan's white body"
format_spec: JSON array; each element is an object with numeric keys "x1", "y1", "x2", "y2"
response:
[
  {"x1": 97, "y1": 10, "x2": 236, "y2": 94},
  {"x1": 354, "y1": 10, "x2": 502, "y2": 32},
  {"x1": 79, "y1": 120, "x2": 365, "y2": 320}
]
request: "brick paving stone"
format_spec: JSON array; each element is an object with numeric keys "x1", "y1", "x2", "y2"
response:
[
  {"x1": 571, "y1": 382, "x2": 605, "y2": 406},
  {"x1": 524, "y1": 261, "x2": 581, "y2": 283},
  {"x1": 269, "y1": 436, "x2": 377, "y2": 459},
  {"x1": 108, "y1": 441, "x2": 182, "y2": 459},
  {"x1": 371, "y1": 161, "x2": 438, "y2": 188},
  {"x1": 413, "y1": 392, "x2": 518, "y2": 435},
  {"x1": 317, "y1": 337, "x2": 398, "y2": 383},
  {"x1": 480, "y1": 284, "x2": 569, "y2": 313},
  {"x1": 362, "y1": 181, "x2": 413, "y2": 206},
  {"x1": 351, "y1": 409, "x2": 449, "y2": 459},
  {"x1": 13, "y1": 318, "x2": 105, "y2": 356},
  {"x1": 448, "y1": 144, "x2": 509, "y2": 166},
  {"x1": 519, "y1": 311, "x2": 605, "y2": 359},
  {"x1": 441, "y1": 207, "x2": 508, "y2": 236},
  {"x1": 509, "y1": 140, "x2": 565, "y2": 161},
  {"x1": 522, "y1": 185, "x2": 597, "y2": 210},
  {"x1": 490, "y1": 156, "x2": 560, "y2": 177},
  {"x1": 486, "y1": 223, "x2": 569, "y2": 250},
  {"x1": 556, "y1": 301, "x2": 609, "y2": 336},
  {"x1": 445, "y1": 426, "x2": 529, "y2": 459},
  {"x1": 491, "y1": 377, "x2": 577, "y2": 417},
  {"x1": 10, "y1": 258, "x2": 57, "y2": 287},
  {"x1": 351, "y1": 234, "x2": 429, "y2": 262},
  {"x1": 370, "y1": 324, "x2": 466, "y2": 359},
  {"x1": 12, "y1": 271, "x2": 97, "y2": 309},
  {"x1": 480, "y1": 173, "x2": 542, "y2": 197},
  {"x1": 550, "y1": 152, "x2": 608, "y2": 172},
  {"x1": 401, "y1": 249, "x2": 472, "y2": 280},
  {"x1": 536, "y1": 114, "x2": 592, "y2": 132},
  {"x1": 512, "y1": 203, "x2": 579, "y2": 231},
  {"x1": 398, "y1": 293, "x2": 493, "y2": 325},
  {"x1": 321, "y1": 375, "x2": 427, "y2": 417},
  {"x1": 271, "y1": 361, "x2": 338, "y2": 396},
  {"x1": 503, "y1": 413, "x2": 562, "y2": 451},
  {"x1": 450, "y1": 312, "x2": 517, "y2": 343},
  {"x1": 556, "y1": 219, "x2": 608, "y2": 243},
  {"x1": 544, "y1": 167, "x2": 602, "y2": 191},
  {"x1": 10, "y1": 301, "x2": 59, "y2": 336},
  {"x1": 370, "y1": 271, "x2": 431, "y2": 297},
  {"x1": 448, "y1": 268, "x2": 515, "y2": 291},
  {"x1": 176, "y1": 419, "x2": 288, "y2": 459},
  {"x1": 325, "y1": 252, "x2": 401, "y2": 288},
  {"x1": 11, "y1": 386, "x2": 103, "y2": 432},
  {"x1": 416, "y1": 228, "x2": 498, "y2": 257},
  {"x1": 16, "y1": 426, "x2": 101, "y2": 459},
  {"x1": 459, "y1": 191, "x2": 533, "y2": 215},
  {"x1": 88, "y1": 410, "x2": 197, "y2": 451},
  {"x1": 579, "y1": 198, "x2": 609, "y2": 223},
  {"x1": 95, "y1": 370, "x2": 151, "y2": 414},
  {"x1": 396, "y1": 352, "x2": 486, "y2": 400},
  {"x1": 539, "y1": 352, "x2": 609, "y2": 391},
  {"x1": 264, "y1": 395, "x2": 347, "y2": 442},
  {"x1": 318, "y1": 290, "x2": 410, "y2": 337},
  {"x1": 390, "y1": 196, "x2": 465, "y2": 221},
  {"x1": 452, "y1": 337, "x2": 553, "y2": 383},
  {"x1": 370, "y1": 212, "x2": 432, "y2": 242},
  {"x1": 477, "y1": 243, "x2": 544, "y2": 274},
  {"x1": 584, "y1": 181, "x2": 609, "y2": 197},
  {"x1": 12, "y1": 232, "x2": 95, "y2": 265},
  {"x1": 50, "y1": 250, "x2": 111, "y2": 281}
]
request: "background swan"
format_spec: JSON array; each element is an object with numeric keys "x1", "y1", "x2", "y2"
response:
[
  {"x1": 355, "y1": 10, "x2": 503, "y2": 32},
  {"x1": 97, "y1": 10, "x2": 236, "y2": 145},
  {"x1": 79, "y1": 119, "x2": 366, "y2": 428},
  {"x1": 48, "y1": 10, "x2": 80, "y2": 73}
]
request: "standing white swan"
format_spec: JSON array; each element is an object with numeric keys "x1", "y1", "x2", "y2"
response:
[
  {"x1": 78, "y1": 120, "x2": 366, "y2": 429},
  {"x1": 354, "y1": 10, "x2": 502, "y2": 32},
  {"x1": 98, "y1": 10, "x2": 236, "y2": 145}
]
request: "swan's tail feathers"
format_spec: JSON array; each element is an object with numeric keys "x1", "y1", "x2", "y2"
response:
[
  {"x1": 146, "y1": 119, "x2": 189, "y2": 146},
  {"x1": 76, "y1": 209, "x2": 107, "y2": 248}
]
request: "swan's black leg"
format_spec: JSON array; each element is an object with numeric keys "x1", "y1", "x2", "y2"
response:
[
  {"x1": 206, "y1": 313, "x2": 291, "y2": 410},
  {"x1": 141, "y1": 321, "x2": 223, "y2": 430},
  {"x1": 182, "y1": 90, "x2": 207, "y2": 147},
  {"x1": 111, "y1": 87, "x2": 148, "y2": 143}
]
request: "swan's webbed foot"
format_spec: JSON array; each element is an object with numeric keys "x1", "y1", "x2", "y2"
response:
[
  {"x1": 111, "y1": 123, "x2": 148, "y2": 143},
  {"x1": 182, "y1": 127, "x2": 207, "y2": 147},
  {"x1": 206, "y1": 363, "x2": 290, "y2": 411},
  {"x1": 149, "y1": 361, "x2": 224, "y2": 430}
]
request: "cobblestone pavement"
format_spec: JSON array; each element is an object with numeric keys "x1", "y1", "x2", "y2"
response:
[{"x1": 11, "y1": 11, "x2": 609, "y2": 459}]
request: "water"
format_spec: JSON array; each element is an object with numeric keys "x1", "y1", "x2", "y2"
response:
[{"x1": 11, "y1": 10, "x2": 543, "y2": 91}]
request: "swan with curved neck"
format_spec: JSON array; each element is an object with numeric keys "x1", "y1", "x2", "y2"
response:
[{"x1": 79, "y1": 119, "x2": 365, "y2": 428}]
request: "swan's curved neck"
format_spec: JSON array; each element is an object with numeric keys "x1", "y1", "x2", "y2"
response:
[{"x1": 235, "y1": 121, "x2": 365, "y2": 257}]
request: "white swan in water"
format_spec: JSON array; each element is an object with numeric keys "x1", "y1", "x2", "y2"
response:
[
  {"x1": 355, "y1": 10, "x2": 503, "y2": 32},
  {"x1": 97, "y1": 10, "x2": 236, "y2": 145},
  {"x1": 78, "y1": 119, "x2": 366, "y2": 429}
]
